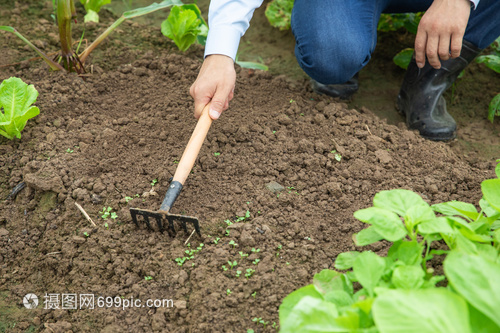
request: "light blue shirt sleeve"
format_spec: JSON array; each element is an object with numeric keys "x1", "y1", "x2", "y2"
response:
[
  {"x1": 204, "y1": 0, "x2": 265, "y2": 61},
  {"x1": 470, "y1": 0, "x2": 479, "y2": 9}
]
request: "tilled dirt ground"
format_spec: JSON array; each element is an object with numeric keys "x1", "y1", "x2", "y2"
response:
[{"x1": 0, "y1": 2, "x2": 498, "y2": 333}]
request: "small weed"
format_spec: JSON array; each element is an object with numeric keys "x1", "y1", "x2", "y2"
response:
[
  {"x1": 213, "y1": 237, "x2": 221, "y2": 245},
  {"x1": 245, "y1": 268, "x2": 255, "y2": 279},
  {"x1": 144, "y1": 276, "x2": 153, "y2": 281},
  {"x1": 331, "y1": 149, "x2": 342, "y2": 161},
  {"x1": 251, "y1": 248, "x2": 261, "y2": 253},
  {"x1": 272, "y1": 130, "x2": 277, "y2": 134},
  {"x1": 229, "y1": 240, "x2": 238, "y2": 248},
  {"x1": 173, "y1": 160, "x2": 179, "y2": 164},
  {"x1": 252, "y1": 259, "x2": 261, "y2": 265},
  {"x1": 100, "y1": 207, "x2": 115, "y2": 220},
  {"x1": 225, "y1": 219, "x2": 233, "y2": 226},
  {"x1": 226, "y1": 289, "x2": 232, "y2": 295},
  {"x1": 251, "y1": 291, "x2": 257, "y2": 298},
  {"x1": 276, "y1": 244, "x2": 282, "y2": 257},
  {"x1": 83, "y1": 232, "x2": 89, "y2": 237},
  {"x1": 124, "y1": 196, "x2": 134, "y2": 203},
  {"x1": 252, "y1": 317, "x2": 269, "y2": 329},
  {"x1": 225, "y1": 230, "x2": 230, "y2": 236},
  {"x1": 235, "y1": 270, "x2": 242, "y2": 278},
  {"x1": 150, "y1": 179, "x2": 158, "y2": 187},
  {"x1": 239, "y1": 251, "x2": 249, "y2": 258},
  {"x1": 289, "y1": 99, "x2": 295, "y2": 103},
  {"x1": 300, "y1": 113, "x2": 304, "y2": 116},
  {"x1": 235, "y1": 210, "x2": 251, "y2": 222},
  {"x1": 214, "y1": 152, "x2": 221, "y2": 156},
  {"x1": 228, "y1": 260, "x2": 238, "y2": 270},
  {"x1": 104, "y1": 223, "x2": 109, "y2": 230},
  {"x1": 66, "y1": 148, "x2": 74, "y2": 153},
  {"x1": 174, "y1": 243, "x2": 204, "y2": 266}
]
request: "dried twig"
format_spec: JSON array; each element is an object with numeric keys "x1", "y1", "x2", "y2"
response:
[
  {"x1": 365, "y1": 124, "x2": 373, "y2": 136},
  {"x1": 75, "y1": 202, "x2": 97, "y2": 227},
  {"x1": 46, "y1": 252, "x2": 62, "y2": 256},
  {"x1": 184, "y1": 229, "x2": 196, "y2": 245}
]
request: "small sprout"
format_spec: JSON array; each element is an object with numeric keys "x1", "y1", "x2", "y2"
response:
[
  {"x1": 124, "y1": 196, "x2": 133, "y2": 203},
  {"x1": 300, "y1": 113, "x2": 304, "y2": 116},
  {"x1": 235, "y1": 270, "x2": 242, "y2": 278},
  {"x1": 226, "y1": 289, "x2": 232, "y2": 295},
  {"x1": 191, "y1": 263, "x2": 195, "y2": 267},
  {"x1": 110, "y1": 212, "x2": 118, "y2": 220},
  {"x1": 213, "y1": 237, "x2": 221, "y2": 245},
  {"x1": 286, "y1": 262, "x2": 290, "y2": 265},
  {"x1": 272, "y1": 130, "x2": 276, "y2": 134},
  {"x1": 251, "y1": 248, "x2": 261, "y2": 253},
  {"x1": 175, "y1": 257, "x2": 187, "y2": 266},
  {"x1": 151, "y1": 179, "x2": 158, "y2": 187},
  {"x1": 245, "y1": 268, "x2": 255, "y2": 279},
  {"x1": 289, "y1": 99, "x2": 295, "y2": 103},
  {"x1": 335, "y1": 153, "x2": 342, "y2": 161},
  {"x1": 225, "y1": 229, "x2": 230, "y2": 236},
  {"x1": 104, "y1": 223, "x2": 109, "y2": 230},
  {"x1": 173, "y1": 160, "x2": 179, "y2": 164},
  {"x1": 222, "y1": 265, "x2": 228, "y2": 271},
  {"x1": 214, "y1": 152, "x2": 221, "y2": 156},
  {"x1": 276, "y1": 244, "x2": 282, "y2": 257},
  {"x1": 100, "y1": 206, "x2": 113, "y2": 220},
  {"x1": 239, "y1": 251, "x2": 249, "y2": 258},
  {"x1": 66, "y1": 148, "x2": 74, "y2": 153},
  {"x1": 134, "y1": 194, "x2": 140, "y2": 198},
  {"x1": 251, "y1": 291, "x2": 257, "y2": 298},
  {"x1": 225, "y1": 219, "x2": 233, "y2": 226},
  {"x1": 144, "y1": 276, "x2": 153, "y2": 281},
  {"x1": 228, "y1": 260, "x2": 238, "y2": 270},
  {"x1": 83, "y1": 232, "x2": 89, "y2": 237},
  {"x1": 229, "y1": 240, "x2": 238, "y2": 248},
  {"x1": 272, "y1": 322, "x2": 277, "y2": 329},
  {"x1": 252, "y1": 259, "x2": 260, "y2": 265}
]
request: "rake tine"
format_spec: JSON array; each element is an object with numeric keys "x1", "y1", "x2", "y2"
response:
[
  {"x1": 142, "y1": 214, "x2": 153, "y2": 231},
  {"x1": 130, "y1": 210, "x2": 139, "y2": 227},
  {"x1": 166, "y1": 216, "x2": 176, "y2": 237},
  {"x1": 154, "y1": 214, "x2": 163, "y2": 231}
]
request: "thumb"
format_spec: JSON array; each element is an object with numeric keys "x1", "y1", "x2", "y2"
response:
[{"x1": 209, "y1": 86, "x2": 232, "y2": 120}]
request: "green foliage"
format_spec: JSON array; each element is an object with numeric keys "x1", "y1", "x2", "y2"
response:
[
  {"x1": 393, "y1": 48, "x2": 414, "y2": 70},
  {"x1": 80, "y1": 0, "x2": 111, "y2": 22},
  {"x1": 488, "y1": 94, "x2": 500, "y2": 123},
  {"x1": 377, "y1": 13, "x2": 423, "y2": 34},
  {"x1": 279, "y1": 166, "x2": 500, "y2": 332},
  {"x1": 0, "y1": 77, "x2": 40, "y2": 140},
  {"x1": 265, "y1": 0, "x2": 294, "y2": 31},
  {"x1": 476, "y1": 37, "x2": 500, "y2": 122},
  {"x1": 161, "y1": 4, "x2": 208, "y2": 52}
]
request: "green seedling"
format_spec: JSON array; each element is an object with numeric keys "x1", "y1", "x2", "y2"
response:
[
  {"x1": 150, "y1": 179, "x2": 158, "y2": 187},
  {"x1": 235, "y1": 270, "x2": 242, "y2": 278},
  {"x1": 330, "y1": 149, "x2": 342, "y2": 161},
  {"x1": 251, "y1": 291, "x2": 257, "y2": 298},
  {"x1": 0, "y1": 77, "x2": 40, "y2": 140},
  {"x1": 83, "y1": 232, "x2": 89, "y2": 237},
  {"x1": 214, "y1": 152, "x2": 221, "y2": 156},
  {"x1": 229, "y1": 240, "x2": 238, "y2": 248},
  {"x1": 144, "y1": 276, "x2": 153, "y2": 281},
  {"x1": 276, "y1": 244, "x2": 282, "y2": 257},
  {"x1": 235, "y1": 210, "x2": 251, "y2": 222},
  {"x1": 225, "y1": 230, "x2": 230, "y2": 236},
  {"x1": 161, "y1": 4, "x2": 208, "y2": 51},
  {"x1": 239, "y1": 251, "x2": 249, "y2": 258},
  {"x1": 1, "y1": 0, "x2": 183, "y2": 74},
  {"x1": 213, "y1": 237, "x2": 221, "y2": 245},
  {"x1": 272, "y1": 130, "x2": 277, "y2": 134},
  {"x1": 66, "y1": 148, "x2": 74, "y2": 153},
  {"x1": 104, "y1": 222, "x2": 109, "y2": 230},
  {"x1": 124, "y1": 196, "x2": 134, "y2": 203},
  {"x1": 222, "y1": 265, "x2": 228, "y2": 271},
  {"x1": 100, "y1": 206, "x2": 117, "y2": 220},
  {"x1": 252, "y1": 259, "x2": 261, "y2": 265},
  {"x1": 225, "y1": 219, "x2": 233, "y2": 226},
  {"x1": 252, "y1": 317, "x2": 269, "y2": 329},
  {"x1": 226, "y1": 289, "x2": 232, "y2": 295},
  {"x1": 174, "y1": 243, "x2": 204, "y2": 266},
  {"x1": 245, "y1": 268, "x2": 255, "y2": 279},
  {"x1": 251, "y1": 248, "x2": 261, "y2": 253},
  {"x1": 228, "y1": 260, "x2": 238, "y2": 270}
]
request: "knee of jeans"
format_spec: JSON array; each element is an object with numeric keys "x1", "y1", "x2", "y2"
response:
[{"x1": 295, "y1": 39, "x2": 369, "y2": 84}]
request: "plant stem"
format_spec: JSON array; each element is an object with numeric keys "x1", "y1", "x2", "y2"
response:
[
  {"x1": 57, "y1": 0, "x2": 75, "y2": 67},
  {"x1": 79, "y1": 17, "x2": 124, "y2": 63}
]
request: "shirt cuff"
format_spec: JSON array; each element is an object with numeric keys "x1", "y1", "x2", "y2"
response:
[
  {"x1": 470, "y1": 0, "x2": 479, "y2": 9},
  {"x1": 204, "y1": 26, "x2": 242, "y2": 61}
]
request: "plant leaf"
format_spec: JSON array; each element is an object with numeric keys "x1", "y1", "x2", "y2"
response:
[
  {"x1": 334, "y1": 251, "x2": 360, "y2": 270},
  {"x1": 0, "y1": 77, "x2": 40, "y2": 140},
  {"x1": 432, "y1": 201, "x2": 480, "y2": 221},
  {"x1": 373, "y1": 189, "x2": 426, "y2": 216},
  {"x1": 354, "y1": 207, "x2": 407, "y2": 242},
  {"x1": 418, "y1": 216, "x2": 454, "y2": 235},
  {"x1": 482, "y1": 179, "x2": 500, "y2": 212},
  {"x1": 265, "y1": 0, "x2": 293, "y2": 31},
  {"x1": 353, "y1": 225, "x2": 384, "y2": 246},
  {"x1": 476, "y1": 55, "x2": 500, "y2": 74},
  {"x1": 313, "y1": 269, "x2": 353, "y2": 295},
  {"x1": 279, "y1": 284, "x2": 323, "y2": 325},
  {"x1": 488, "y1": 93, "x2": 500, "y2": 123},
  {"x1": 444, "y1": 250, "x2": 500, "y2": 327},
  {"x1": 352, "y1": 251, "x2": 385, "y2": 297},
  {"x1": 393, "y1": 48, "x2": 414, "y2": 69},
  {"x1": 373, "y1": 288, "x2": 471, "y2": 333},
  {"x1": 468, "y1": 303, "x2": 500, "y2": 333},
  {"x1": 161, "y1": 5, "x2": 203, "y2": 52},
  {"x1": 391, "y1": 265, "x2": 425, "y2": 289}
]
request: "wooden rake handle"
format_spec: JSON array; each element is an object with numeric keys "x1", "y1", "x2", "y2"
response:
[{"x1": 159, "y1": 104, "x2": 213, "y2": 212}]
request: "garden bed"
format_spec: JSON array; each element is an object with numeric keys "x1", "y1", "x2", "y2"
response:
[{"x1": 0, "y1": 2, "x2": 498, "y2": 332}]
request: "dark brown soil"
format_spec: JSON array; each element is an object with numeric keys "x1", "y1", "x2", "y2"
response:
[{"x1": 0, "y1": 2, "x2": 497, "y2": 332}]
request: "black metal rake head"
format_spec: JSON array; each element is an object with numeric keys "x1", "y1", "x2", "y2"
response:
[{"x1": 130, "y1": 208, "x2": 201, "y2": 237}]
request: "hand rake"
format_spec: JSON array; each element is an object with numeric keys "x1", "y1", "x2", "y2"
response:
[{"x1": 130, "y1": 104, "x2": 213, "y2": 237}]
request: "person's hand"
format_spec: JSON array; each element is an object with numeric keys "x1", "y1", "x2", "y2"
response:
[
  {"x1": 414, "y1": 0, "x2": 471, "y2": 69},
  {"x1": 190, "y1": 54, "x2": 236, "y2": 120}
]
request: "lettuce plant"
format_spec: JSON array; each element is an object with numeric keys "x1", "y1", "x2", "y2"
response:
[
  {"x1": 476, "y1": 37, "x2": 500, "y2": 122},
  {"x1": 80, "y1": 0, "x2": 111, "y2": 23},
  {"x1": 161, "y1": 4, "x2": 208, "y2": 52},
  {"x1": 279, "y1": 167, "x2": 500, "y2": 333},
  {"x1": 0, "y1": 77, "x2": 40, "y2": 140},
  {"x1": 265, "y1": 0, "x2": 294, "y2": 31},
  {"x1": 0, "y1": 0, "x2": 183, "y2": 74}
]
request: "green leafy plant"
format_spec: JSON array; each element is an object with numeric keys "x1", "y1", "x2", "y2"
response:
[
  {"x1": 161, "y1": 4, "x2": 208, "y2": 52},
  {"x1": 83, "y1": 231, "x2": 90, "y2": 237},
  {"x1": 229, "y1": 240, "x2": 238, "y2": 248},
  {"x1": 226, "y1": 289, "x2": 232, "y2": 295},
  {"x1": 252, "y1": 259, "x2": 260, "y2": 265},
  {"x1": 330, "y1": 150, "x2": 342, "y2": 162},
  {"x1": 228, "y1": 260, "x2": 238, "y2": 270},
  {"x1": 279, "y1": 168, "x2": 500, "y2": 332},
  {"x1": 0, "y1": 77, "x2": 40, "y2": 140},
  {"x1": 251, "y1": 248, "x2": 260, "y2": 253},
  {"x1": 175, "y1": 243, "x2": 204, "y2": 266},
  {"x1": 1, "y1": 0, "x2": 183, "y2": 74},
  {"x1": 80, "y1": 0, "x2": 111, "y2": 22},
  {"x1": 150, "y1": 178, "x2": 158, "y2": 187},
  {"x1": 144, "y1": 276, "x2": 153, "y2": 281},
  {"x1": 235, "y1": 270, "x2": 242, "y2": 278},
  {"x1": 476, "y1": 37, "x2": 500, "y2": 122},
  {"x1": 252, "y1": 317, "x2": 269, "y2": 329},
  {"x1": 214, "y1": 152, "x2": 221, "y2": 156},
  {"x1": 245, "y1": 268, "x2": 255, "y2": 279},
  {"x1": 265, "y1": 0, "x2": 293, "y2": 31},
  {"x1": 239, "y1": 251, "x2": 249, "y2": 258},
  {"x1": 393, "y1": 48, "x2": 414, "y2": 70}
]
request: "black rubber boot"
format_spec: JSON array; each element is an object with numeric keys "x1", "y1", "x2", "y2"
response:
[
  {"x1": 311, "y1": 73, "x2": 359, "y2": 100},
  {"x1": 397, "y1": 40, "x2": 482, "y2": 141}
]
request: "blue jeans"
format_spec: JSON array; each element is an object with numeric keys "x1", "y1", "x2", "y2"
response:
[{"x1": 291, "y1": 0, "x2": 500, "y2": 84}]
